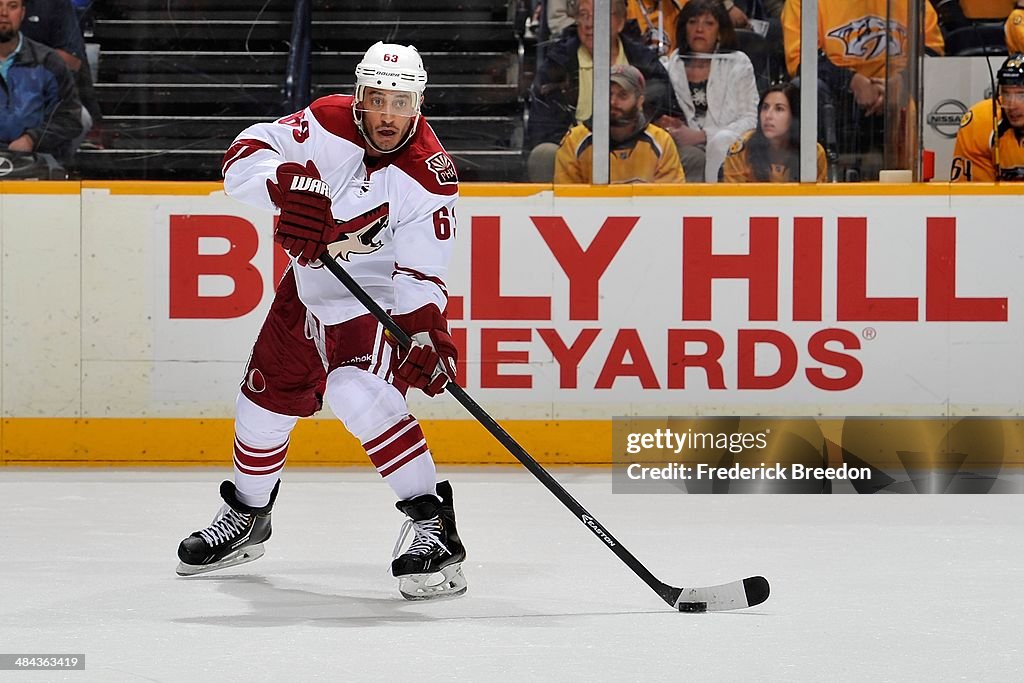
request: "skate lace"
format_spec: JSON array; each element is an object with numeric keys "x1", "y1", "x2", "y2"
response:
[
  {"x1": 391, "y1": 517, "x2": 450, "y2": 559},
  {"x1": 198, "y1": 506, "x2": 251, "y2": 547}
]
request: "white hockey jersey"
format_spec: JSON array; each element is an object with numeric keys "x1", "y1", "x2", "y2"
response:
[{"x1": 222, "y1": 95, "x2": 459, "y2": 325}]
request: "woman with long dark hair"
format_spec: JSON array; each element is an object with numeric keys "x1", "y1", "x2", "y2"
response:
[
  {"x1": 722, "y1": 82, "x2": 827, "y2": 182},
  {"x1": 656, "y1": 0, "x2": 759, "y2": 182}
]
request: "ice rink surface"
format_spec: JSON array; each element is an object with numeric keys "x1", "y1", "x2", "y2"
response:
[{"x1": 1, "y1": 468, "x2": 1022, "y2": 682}]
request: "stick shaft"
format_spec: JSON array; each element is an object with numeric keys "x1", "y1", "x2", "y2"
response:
[{"x1": 317, "y1": 254, "x2": 676, "y2": 604}]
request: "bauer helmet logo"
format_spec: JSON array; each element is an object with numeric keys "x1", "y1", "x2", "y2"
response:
[
  {"x1": 426, "y1": 152, "x2": 458, "y2": 186},
  {"x1": 826, "y1": 15, "x2": 906, "y2": 61}
]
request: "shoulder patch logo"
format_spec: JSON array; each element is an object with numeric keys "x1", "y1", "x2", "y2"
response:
[
  {"x1": 959, "y1": 110, "x2": 974, "y2": 128},
  {"x1": 728, "y1": 138, "x2": 745, "y2": 156},
  {"x1": 425, "y1": 152, "x2": 458, "y2": 186}
]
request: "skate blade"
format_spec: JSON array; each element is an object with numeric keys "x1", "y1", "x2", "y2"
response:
[
  {"x1": 175, "y1": 543, "x2": 265, "y2": 576},
  {"x1": 397, "y1": 562, "x2": 467, "y2": 601}
]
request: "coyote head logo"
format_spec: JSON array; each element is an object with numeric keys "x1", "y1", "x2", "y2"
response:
[{"x1": 326, "y1": 202, "x2": 390, "y2": 261}]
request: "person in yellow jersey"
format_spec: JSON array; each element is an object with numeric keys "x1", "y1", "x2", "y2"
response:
[
  {"x1": 951, "y1": 53, "x2": 1024, "y2": 181},
  {"x1": 722, "y1": 82, "x2": 827, "y2": 182},
  {"x1": 783, "y1": 0, "x2": 945, "y2": 84},
  {"x1": 555, "y1": 63, "x2": 686, "y2": 183},
  {"x1": 782, "y1": 0, "x2": 944, "y2": 178},
  {"x1": 627, "y1": 0, "x2": 682, "y2": 55},
  {"x1": 1008, "y1": 2, "x2": 1024, "y2": 52}
]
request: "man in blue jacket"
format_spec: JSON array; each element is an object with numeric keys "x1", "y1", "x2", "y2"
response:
[{"x1": 0, "y1": 0, "x2": 83, "y2": 160}]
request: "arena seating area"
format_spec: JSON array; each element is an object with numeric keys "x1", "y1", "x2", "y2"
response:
[
  {"x1": 75, "y1": 0, "x2": 526, "y2": 181},
  {"x1": 67, "y1": 0, "x2": 1016, "y2": 183}
]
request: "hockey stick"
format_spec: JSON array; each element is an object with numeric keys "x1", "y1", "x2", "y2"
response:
[{"x1": 318, "y1": 254, "x2": 769, "y2": 612}]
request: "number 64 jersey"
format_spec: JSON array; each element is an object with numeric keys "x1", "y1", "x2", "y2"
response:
[{"x1": 221, "y1": 94, "x2": 459, "y2": 325}]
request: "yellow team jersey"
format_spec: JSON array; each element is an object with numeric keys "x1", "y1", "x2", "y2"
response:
[
  {"x1": 627, "y1": 1, "x2": 682, "y2": 55},
  {"x1": 951, "y1": 98, "x2": 1024, "y2": 182},
  {"x1": 721, "y1": 130, "x2": 828, "y2": 182},
  {"x1": 1008, "y1": 10, "x2": 1024, "y2": 53},
  {"x1": 783, "y1": 0, "x2": 945, "y2": 79},
  {"x1": 554, "y1": 123, "x2": 686, "y2": 184}
]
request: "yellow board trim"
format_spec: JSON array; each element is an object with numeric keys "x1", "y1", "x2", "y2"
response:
[
  {"x1": 4, "y1": 417, "x2": 1022, "y2": 469},
  {"x1": 81, "y1": 181, "x2": 225, "y2": 195},
  {"x1": 0, "y1": 180, "x2": 1019, "y2": 197},
  {"x1": 0, "y1": 180, "x2": 81, "y2": 194},
  {"x1": 0, "y1": 418, "x2": 612, "y2": 467}
]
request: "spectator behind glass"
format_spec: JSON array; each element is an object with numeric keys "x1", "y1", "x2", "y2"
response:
[
  {"x1": 555, "y1": 63, "x2": 685, "y2": 182},
  {"x1": 626, "y1": 0, "x2": 680, "y2": 56},
  {"x1": 0, "y1": 0, "x2": 83, "y2": 159},
  {"x1": 21, "y1": 0, "x2": 100, "y2": 143},
  {"x1": 722, "y1": 82, "x2": 827, "y2": 182},
  {"x1": 525, "y1": 0, "x2": 679, "y2": 181},
  {"x1": 782, "y1": 1, "x2": 944, "y2": 179},
  {"x1": 655, "y1": 0, "x2": 758, "y2": 182},
  {"x1": 547, "y1": 0, "x2": 578, "y2": 40}
]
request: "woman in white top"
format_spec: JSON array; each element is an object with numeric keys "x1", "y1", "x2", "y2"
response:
[{"x1": 655, "y1": 0, "x2": 759, "y2": 182}]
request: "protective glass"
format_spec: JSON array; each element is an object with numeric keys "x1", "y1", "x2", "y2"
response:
[
  {"x1": 356, "y1": 90, "x2": 420, "y2": 118},
  {"x1": 999, "y1": 87, "x2": 1024, "y2": 105}
]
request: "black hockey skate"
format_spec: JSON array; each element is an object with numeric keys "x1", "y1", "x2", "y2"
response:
[
  {"x1": 391, "y1": 480, "x2": 467, "y2": 600},
  {"x1": 176, "y1": 480, "x2": 279, "y2": 576}
]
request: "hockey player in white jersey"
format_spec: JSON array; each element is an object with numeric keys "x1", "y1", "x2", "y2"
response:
[{"x1": 176, "y1": 42, "x2": 467, "y2": 601}]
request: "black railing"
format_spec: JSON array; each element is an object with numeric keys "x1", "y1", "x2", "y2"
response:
[{"x1": 283, "y1": 0, "x2": 312, "y2": 112}]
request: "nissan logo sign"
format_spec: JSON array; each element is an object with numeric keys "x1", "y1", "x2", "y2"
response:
[
  {"x1": 927, "y1": 99, "x2": 968, "y2": 139},
  {"x1": 0, "y1": 156, "x2": 13, "y2": 177}
]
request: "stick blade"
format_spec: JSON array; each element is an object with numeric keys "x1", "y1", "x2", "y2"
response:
[{"x1": 673, "y1": 575, "x2": 770, "y2": 612}]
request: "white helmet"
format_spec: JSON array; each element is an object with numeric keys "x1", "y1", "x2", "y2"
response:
[
  {"x1": 355, "y1": 41, "x2": 428, "y2": 95},
  {"x1": 353, "y1": 42, "x2": 428, "y2": 152}
]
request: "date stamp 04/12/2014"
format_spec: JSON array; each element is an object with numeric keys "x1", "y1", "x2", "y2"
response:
[{"x1": 0, "y1": 655, "x2": 85, "y2": 671}]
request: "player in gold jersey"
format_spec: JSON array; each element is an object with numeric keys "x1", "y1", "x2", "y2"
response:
[{"x1": 951, "y1": 54, "x2": 1024, "y2": 182}]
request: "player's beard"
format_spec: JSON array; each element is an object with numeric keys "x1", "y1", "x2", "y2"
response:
[{"x1": 0, "y1": 29, "x2": 17, "y2": 43}]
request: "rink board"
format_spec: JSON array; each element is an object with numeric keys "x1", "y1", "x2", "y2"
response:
[{"x1": 2, "y1": 181, "x2": 1023, "y2": 465}]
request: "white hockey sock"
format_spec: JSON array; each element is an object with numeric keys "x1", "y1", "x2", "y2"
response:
[
  {"x1": 232, "y1": 393, "x2": 297, "y2": 508},
  {"x1": 233, "y1": 436, "x2": 289, "y2": 508},
  {"x1": 324, "y1": 366, "x2": 438, "y2": 502},
  {"x1": 362, "y1": 416, "x2": 438, "y2": 501}
]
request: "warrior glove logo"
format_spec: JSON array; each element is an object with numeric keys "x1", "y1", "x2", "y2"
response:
[
  {"x1": 826, "y1": 15, "x2": 906, "y2": 61},
  {"x1": 426, "y1": 152, "x2": 458, "y2": 186},
  {"x1": 326, "y1": 202, "x2": 390, "y2": 261},
  {"x1": 289, "y1": 175, "x2": 331, "y2": 197}
]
